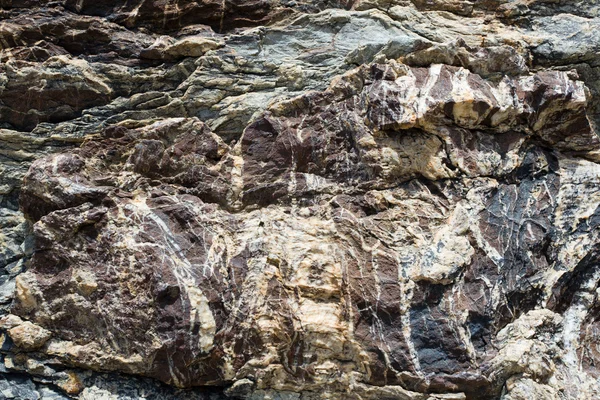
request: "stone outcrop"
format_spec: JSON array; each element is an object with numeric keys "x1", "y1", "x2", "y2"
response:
[{"x1": 1, "y1": 1, "x2": 600, "y2": 399}]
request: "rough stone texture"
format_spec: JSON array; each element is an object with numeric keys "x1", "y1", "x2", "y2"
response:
[{"x1": 1, "y1": 1, "x2": 600, "y2": 399}]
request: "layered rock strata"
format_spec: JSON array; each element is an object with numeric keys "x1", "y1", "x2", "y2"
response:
[{"x1": 1, "y1": 1, "x2": 600, "y2": 399}]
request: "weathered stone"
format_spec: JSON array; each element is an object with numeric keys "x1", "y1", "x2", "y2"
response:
[
  {"x1": 6, "y1": 320, "x2": 52, "y2": 351},
  {"x1": 1, "y1": 1, "x2": 600, "y2": 399}
]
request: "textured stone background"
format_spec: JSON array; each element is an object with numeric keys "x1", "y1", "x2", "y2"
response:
[{"x1": 1, "y1": 1, "x2": 600, "y2": 399}]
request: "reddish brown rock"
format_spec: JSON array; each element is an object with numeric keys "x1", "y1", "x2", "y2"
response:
[{"x1": 1, "y1": 1, "x2": 600, "y2": 399}]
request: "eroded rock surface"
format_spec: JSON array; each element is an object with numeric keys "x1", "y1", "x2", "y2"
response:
[{"x1": 1, "y1": 1, "x2": 600, "y2": 399}]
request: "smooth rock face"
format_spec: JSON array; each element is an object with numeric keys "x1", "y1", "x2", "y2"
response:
[{"x1": 1, "y1": 1, "x2": 600, "y2": 399}]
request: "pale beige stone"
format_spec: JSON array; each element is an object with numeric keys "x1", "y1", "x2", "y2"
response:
[{"x1": 8, "y1": 321, "x2": 52, "y2": 351}]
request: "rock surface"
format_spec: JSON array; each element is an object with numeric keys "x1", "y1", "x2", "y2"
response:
[{"x1": 1, "y1": 1, "x2": 600, "y2": 399}]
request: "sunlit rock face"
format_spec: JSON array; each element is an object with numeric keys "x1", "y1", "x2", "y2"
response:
[{"x1": 1, "y1": 1, "x2": 600, "y2": 399}]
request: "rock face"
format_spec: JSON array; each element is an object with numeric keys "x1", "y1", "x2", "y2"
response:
[{"x1": 1, "y1": 1, "x2": 600, "y2": 399}]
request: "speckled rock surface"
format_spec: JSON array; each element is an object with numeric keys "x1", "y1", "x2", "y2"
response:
[{"x1": 1, "y1": 1, "x2": 600, "y2": 399}]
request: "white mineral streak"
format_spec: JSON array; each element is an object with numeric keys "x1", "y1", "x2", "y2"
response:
[
  {"x1": 489, "y1": 78, "x2": 520, "y2": 129},
  {"x1": 129, "y1": 196, "x2": 217, "y2": 355},
  {"x1": 416, "y1": 64, "x2": 442, "y2": 125},
  {"x1": 561, "y1": 268, "x2": 600, "y2": 399},
  {"x1": 540, "y1": 157, "x2": 600, "y2": 305}
]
